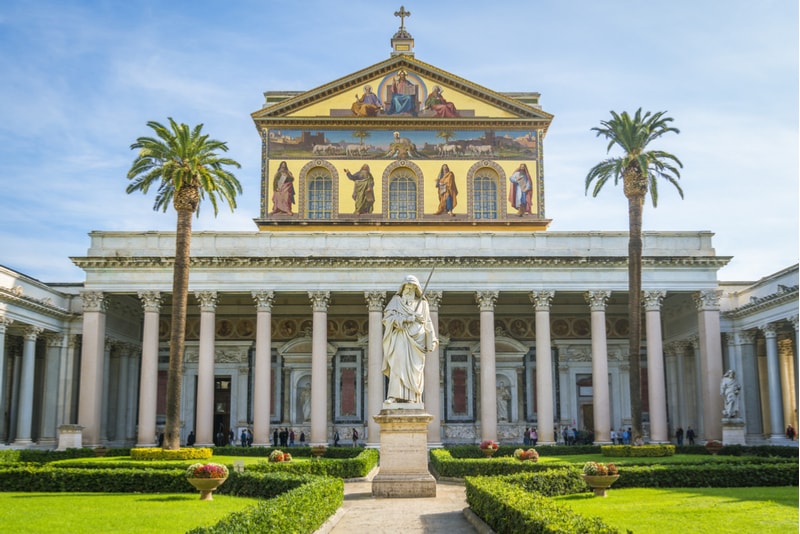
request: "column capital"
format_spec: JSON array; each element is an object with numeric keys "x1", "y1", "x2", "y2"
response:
[
  {"x1": 584, "y1": 290, "x2": 611, "y2": 311},
  {"x1": 693, "y1": 290, "x2": 722, "y2": 311},
  {"x1": 0, "y1": 315, "x2": 13, "y2": 333},
  {"x1": 760, "y1": 322, "x2": 778, "y2": 338},
  {"x1": 475, "y1": 290, "x2": 498, "y2": 311},
  {"x1": 45, "y1": 333, "x2": 67, "y2": 348},
  {"x1": 80, "y1": 291, "x2": 108, "y2": 313},
  {"x1": 425, "y1": 290, "x2": 443, "y2": 311},
  {"x1": 23, "y1": 325, "x2": 44, "y2": 341},
  {"x1": 138, "y1": 291, "x2": 162, "y2": 313},
  {"x1": 529, "y1": 290, "x2": 555, "y2": 311},
  {"x1": 194, "y1": 290, "x2": 218, "y2": 311},
  {"x1": 643, "y1": 290, "x2": 666, "y2": 311},
  {"x1": 252, "y1": 290, "x2": 275, "y2": 312},
  {"x1": 364, "y1": 290, "x2": 386, "y2": 312},
  {"x1": 789, "y1": 315, "x2": 799, "y2": 332},
  {"x1": 733, "y1": 330, "x2": 756, "y2": 345},
  {"x1": 308, "y1": 291, "x2": 330, "y2": 312}
]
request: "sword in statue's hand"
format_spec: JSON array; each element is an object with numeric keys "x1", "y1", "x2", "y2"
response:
[{"x1": 414, "y1": 264, "x2": 436, "y2": 313}]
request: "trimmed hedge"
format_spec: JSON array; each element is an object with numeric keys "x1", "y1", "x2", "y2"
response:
[
  {"x1": 602, "y1": 444, "x2": 675, "y2": 457},
  {"x1": 247, "y1": 448, "x2": 378, "y2": 479},
  {"x1": 187, "y1": 474, "x2": 343, "y2": 534},
  {"x1": 430, "y1": 448, "x2": 572, "y2": 478},
  {"x1": 446, "y1": 444, "x2": 600, "y2": 459},
  {"x1": 0, "y1": 466, "x2": 342, "y2": 533},
  {"x1": 465, "y1": 474, "x2": 617, "y2": 533},
  {"x1": 211, "y1": 445, "x2": 365, "y2": 459},
  {"x1": 130, "y1": 447, "x2": 212, "y2": 460},
  {"x1": 0, "y1": 448, "x2": 128, "y2": 464},
  {"x1": 613, "y1": 463, "x2": 798, "y2": 488}
]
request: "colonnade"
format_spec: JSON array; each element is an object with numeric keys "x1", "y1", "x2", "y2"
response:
[{"x1": 39, "y1": 287, "x2": 785, "y2": 448}]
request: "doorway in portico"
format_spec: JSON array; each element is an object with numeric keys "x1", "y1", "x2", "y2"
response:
[{"x1": 213, "y1": 376, "x2": 231, "y2": 445}]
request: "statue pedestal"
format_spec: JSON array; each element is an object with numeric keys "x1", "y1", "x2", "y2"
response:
[
  {"x1": 57, "y1": 424, "x2": 83, "y2": 451},
  {"x1": 372, "y1": 404, "x2": 436, "y2": 498},
  {"x1": 722, "y1": 418, "x2": 746, "y2": 446}
]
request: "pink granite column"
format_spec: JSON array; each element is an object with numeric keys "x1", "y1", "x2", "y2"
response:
[
  {"x1": 136, "y1": 291, "x2": 161, "y2": 447},
  {"x1": 530, "y1": 290, "x2": 555, "y2": 444},
  {"x1": 309, "y1": 291, "x2": 330, "y2": 446},
  {"x1": 252, "y1": 290, "x2": 274, "y2": 446},
  {"x1": 585, "y1": 290, "x2": 611, "y2": 444},
  {"x1": 644, "y1": 290, "x2": 668, "y2": 443}
]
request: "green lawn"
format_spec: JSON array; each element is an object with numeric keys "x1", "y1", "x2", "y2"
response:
[
  {"x1": 553, "y1": 486, "x2": 798, "y2": 534},
  {"x1": 0, "y1": 492, "x2": 262, "y2": 534}
]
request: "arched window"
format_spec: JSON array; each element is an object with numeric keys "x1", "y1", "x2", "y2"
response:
[
  {"x1": 306, "y1": 168, "x2": 333, "y2": 219},
  {"x1": 466, "y1": 161, "x2": 506, "y2": 219},
  {"x1": 473, "y1": 172, "x2": 499, "y2": 219},
  {"x1": 388, "y1": 171, "x2": 417, "y2": 219}
]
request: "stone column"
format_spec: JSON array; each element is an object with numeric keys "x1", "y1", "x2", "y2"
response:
[
  {"x1": 252, "y1": 290, "x2": 274, "y2": 446},
  {"x1": 425, "y1": 291, "x2": 443, "y2": 447},
  {"x1": 194, "y1": 291, "x2": 218, "y2": 447},
  {"x1": 761, "y1": 323, "x2": 784, "y2": 441},
  {"x1": 644, "y1": 290, "x2": 668, "y2": 443},
  {"x1": 664, "y1": 343, "x2": 678, "y2": 439},
  {"x1": 476, "y1": 291, "x2": 498, "y2": 442},
  {"x1": 126, "y1": 349, "x2": 140, "y2": 441},
  {"x1": 0, "y1": 316, "x2": 13, "y2": 441},
  {"x1": 114, "y1": 344, "x2": 131, "y2": 445},
  {"x1": 732, "y1": 331, "x2": 758, "y2": 432},
  {"x1": 674, "y1": 341, "x2": 688, "y2": 431},
  {"x1": 78, "y1": 291, "x2": 107, "y2": 447},
  {"x1": 309, "y1": 291, "x2": 330, "y2": 446},
  {"x1": 57, "y1": 334, "x2": 79, "y2": 427},
  {"x1": 531, "y1": 290, "x2": 555, "y2": 444},
  {"x1": 693, "y1": 291, "x2": 724, "y2": 441},
  {"x1": 585, "y1": 290, "x2": 611, "y2": 444},
  {"x1": 365, "y1": 290, "x2": 386, "y2": 448},
  {"x1": 136, "y1": 291, "x2": 161, "y2": 447},
  {"x1": 14, "y1": 325, "x2": 43, "y2": 445},
  {"x1": 39, "y1": 334, "x2": 65, "y2": 446}
]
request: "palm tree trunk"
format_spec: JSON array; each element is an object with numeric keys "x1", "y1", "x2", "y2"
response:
[
  {"x1": 164, "y1": 205, "x2": 193, "y2": 450},
  {"x1": 627, "y1": 193, "x2": 644, "y2": 441}
]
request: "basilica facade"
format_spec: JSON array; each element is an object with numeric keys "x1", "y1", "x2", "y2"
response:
[{"x1": 1, "y1": 26, "x2": 797, "y2": 450}]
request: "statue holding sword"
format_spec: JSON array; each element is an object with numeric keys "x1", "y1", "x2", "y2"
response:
[{"x1": 382, "y1": 270, "x2": 438, "y2": 404}]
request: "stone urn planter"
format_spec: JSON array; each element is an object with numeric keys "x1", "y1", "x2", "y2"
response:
[
  {"x1": 187, "y1": 477, "x2": 227, "y2": 501},
  {"x1": 705, "y1": 440, "x2": 723, "y2": 455},
  {"x1": 480, "y1": 448, "x2": 497, "y2": 458},
  {"x1": 311, "y1": 445, "x2": 327, "y2": 458},
  {"x1": 581, "y1": 474, "x2": 620, "y2": 497}
]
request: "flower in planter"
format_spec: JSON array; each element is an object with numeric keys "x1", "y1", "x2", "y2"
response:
[
  {"x1": 479, "y1": 440, "x2": 499, "y2": 450},
  {"x1": 185, "y1": 462, "x2": 229, "y2": 479},
  {"x1": 269, "y1": 449, "x2": 286, "y2": 462},
  {"x1": 583, "y1": 461, "x2": 618, "y2": 476},
  {"x1": 513, "y1": 448, "x2": 539, "y2": 462}
]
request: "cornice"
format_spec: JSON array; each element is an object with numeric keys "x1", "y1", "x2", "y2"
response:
[
  {"x1": 722, "y1": 285, "x2": 799, "y2": 319},
  {"x1": 71, "y1": 255, "x2": 731, "y2": 270},
  {"x1": 0, "y1": 286, "x2": 75, "y2": 320}
]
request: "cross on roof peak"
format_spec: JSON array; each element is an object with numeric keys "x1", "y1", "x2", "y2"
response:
[{"x1": 394, "y1": 6, "x2": 411, "y2": 32}]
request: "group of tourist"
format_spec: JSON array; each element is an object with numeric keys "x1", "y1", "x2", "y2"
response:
[{"x1": 272, "y1": 427, "x2": 305, "y2": 447}]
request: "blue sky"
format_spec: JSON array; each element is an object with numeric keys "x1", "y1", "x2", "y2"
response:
[{"x1": 0, "y1": 0, "x2": 797, "y2": 283}]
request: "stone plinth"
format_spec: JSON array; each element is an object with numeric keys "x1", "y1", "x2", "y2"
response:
[
  {"x1": 372, "y1": 405, "x2": 436, "y2": 498},
  {"x1": 57, "y1": 424, "x2": 84, "y2": 451},
  {"x1": 722, "y1": 418, "x2": 746, "y2": 446}
]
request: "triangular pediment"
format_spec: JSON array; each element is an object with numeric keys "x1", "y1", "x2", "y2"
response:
[{"x1": 251, "y1": 55, "x2": 552, "y2": 130}]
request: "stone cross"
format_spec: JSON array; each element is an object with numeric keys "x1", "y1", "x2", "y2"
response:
[{"x1": 394, "y1": 6, "x2": 411, "y2": 32}]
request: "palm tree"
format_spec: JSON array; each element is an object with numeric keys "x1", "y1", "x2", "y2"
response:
[
  {"x1": 352, "y1": 129, "x2": 370, "y2": 145},
  {"x1": 585, "y1": 108, "x2": 682, "y2": 441},
  {"x1": 127, "y1": 118, "x2": 242, "y2": 450}
]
